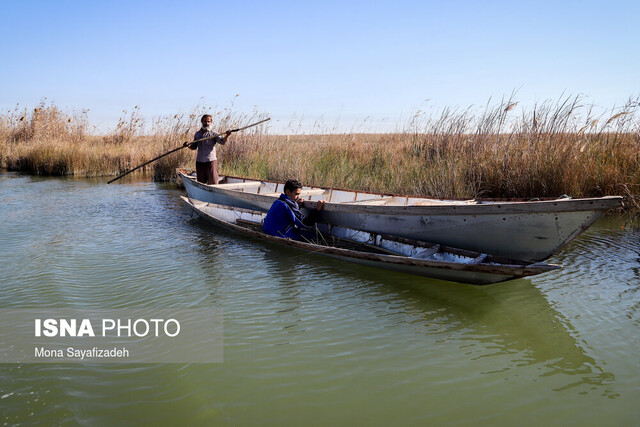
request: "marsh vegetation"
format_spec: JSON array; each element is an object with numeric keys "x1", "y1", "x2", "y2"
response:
[{"x1": 1, "y1": 97, "x2": 638, "y2": 209}]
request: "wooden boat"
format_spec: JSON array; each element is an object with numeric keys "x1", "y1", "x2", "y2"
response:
[
  {"x1": 177, "y1": 170, "x2": 623, "y2": 262},
  {"x1": 181, "y1": 196, "x2": 561, "y2": 285}
]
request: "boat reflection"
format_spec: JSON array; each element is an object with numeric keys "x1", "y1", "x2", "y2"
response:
[{"x1": 195, "y1": 220, "x2": 617, "y2": 398}]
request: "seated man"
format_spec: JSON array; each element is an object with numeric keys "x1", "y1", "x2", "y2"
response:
[{"x1": 263, "y1": 179, "x2": 325, "y2": 240}]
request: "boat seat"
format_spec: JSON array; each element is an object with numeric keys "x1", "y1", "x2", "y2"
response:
[
  {"x1": 236, "y1": 218, "x2": 264, "y2": 231},
  {"x1": 215, "y1": 182, "x2": 264, "y2": 190},
  {"x1": 413, "y1": 245, "x2": 440, "y2": 259},
  {"x1": 300, "y1": 189, "x2": 327, "y2": 196},
  {"x1": 471, "y1": 254, "x2": 488, "y2": 264},
  {"x1": 412, "y1": 199, "x2": 476, "y2": 206},
  {"x1": 347, "y1": 197, "x2": 395, "y2": 205},
  {"x1": 262, "y1": 189, "x2": 327, "y2": 197}
]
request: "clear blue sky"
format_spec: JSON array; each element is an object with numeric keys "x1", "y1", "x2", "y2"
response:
[{"x1": 1, "y1": 0, "x2": 638, "y2": 133}]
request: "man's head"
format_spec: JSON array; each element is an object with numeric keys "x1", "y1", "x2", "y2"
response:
[
  {"x1": 284, "y1": 179, "x2": 303, "y2": 201},
  {"x1": 201, "y1": 114, "x2": 213, "y2": 130}
]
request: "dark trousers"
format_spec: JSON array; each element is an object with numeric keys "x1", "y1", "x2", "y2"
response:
[{"x1": 196, "y1": 160, "x2": 218, "y2": 185}]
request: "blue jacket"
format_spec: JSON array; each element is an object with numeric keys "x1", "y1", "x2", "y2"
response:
[{"x1": 263, "y1": 194, "x2": 310, "y2": 240}]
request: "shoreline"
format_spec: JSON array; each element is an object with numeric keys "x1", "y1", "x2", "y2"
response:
[
  {"x1": 2, "y1": 133, "x2": 638, "y2": 212},
  {"x1": 2, "y1": 103, "x2": 638, "y2": 210}
]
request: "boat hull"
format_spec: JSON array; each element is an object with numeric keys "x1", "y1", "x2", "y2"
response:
[
  {"x1": 181, "y1": 197, "x2": 560, "y2": 285},
  {"x1": 178, "y1": 171, "x2": 622, "y2": 261}
]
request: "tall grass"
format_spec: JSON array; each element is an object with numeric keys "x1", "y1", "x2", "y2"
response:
[
  {"x1": 0, "y1": 101, "x2": 263, "y2": 181},
  {"x1": 1, "y1": 97, "x2": 638, "y2": 209},
  {"x1": 221, "y1": 94, "x2": 640, "y2": 209}
]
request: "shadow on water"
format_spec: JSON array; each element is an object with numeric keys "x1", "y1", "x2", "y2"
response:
[{"x1": 186, "y1": 212, "x2": 618, "y2": 398}]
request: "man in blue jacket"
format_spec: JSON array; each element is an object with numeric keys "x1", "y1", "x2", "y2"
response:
[{"x1": 263, "y1": 179, "x2": 325, "y2": 240}]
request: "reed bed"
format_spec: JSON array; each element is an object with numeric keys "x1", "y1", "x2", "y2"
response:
[{"x1": 1, "y1": 97, "x2": 639, "y2": 210}]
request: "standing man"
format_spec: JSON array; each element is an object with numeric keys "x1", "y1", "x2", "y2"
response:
[{"x1": 184, "y1": 114, "x2": 231, "y2": 185}]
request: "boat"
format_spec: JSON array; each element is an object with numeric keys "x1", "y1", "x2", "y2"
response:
[
  {"x1": 181, "y1": 196, "x2": 561, "y2": 285},
  {"x1": 177, "y1": 170, "x2": 623, "y2": 261}
]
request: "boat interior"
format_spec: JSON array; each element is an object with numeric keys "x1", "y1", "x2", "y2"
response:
[
  {"x1": 184, "y1": 196, "x2": 548, "y2": 268},
  {"x1": 229, "y1": 213, "x2": 496, "y2": 265},
  {"x1": 231, "y1": 208, "x2": 543, "y2": 268},
  {"x1": 182, "y1": 171, "x2": 480, "y2": 207}
]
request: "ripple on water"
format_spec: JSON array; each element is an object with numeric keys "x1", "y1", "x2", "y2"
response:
[{"x1": 1, "y1": 175, "x2": 639, "y2": 425}]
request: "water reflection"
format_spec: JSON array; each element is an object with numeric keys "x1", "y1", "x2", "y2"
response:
[
  {"x1": 188, "y1": 218, "x2": 309, "y2": 339},
  {"x1": 354, "y1": 270, "x2": 617, "y2": 396},
  {"x1": 552, "y1": 215, "x2": 640, "y2": 330},
  {"x1": 187, "y1": 211, "x2": 618, "y2": 397}
]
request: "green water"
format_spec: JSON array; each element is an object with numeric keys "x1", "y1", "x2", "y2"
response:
[{"x1": 1, "y1": 172, "x2": 639, "y2": 426}]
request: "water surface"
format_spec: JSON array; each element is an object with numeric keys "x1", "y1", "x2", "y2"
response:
[{"x1": 1, "y1": 173, "x2": 639, "y2": 425}]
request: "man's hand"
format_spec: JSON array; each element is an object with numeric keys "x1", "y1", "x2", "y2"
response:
[
  {"x1": 220, "y1": 130, "x2": 232, "y2": 144},
  {"x1": 300, "y1": 200, "x2": 325, "y2": 210}
]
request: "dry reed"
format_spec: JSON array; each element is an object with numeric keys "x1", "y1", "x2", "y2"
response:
[{"x1": 1, "y1": 97, "x2": 638, "y2": 210}]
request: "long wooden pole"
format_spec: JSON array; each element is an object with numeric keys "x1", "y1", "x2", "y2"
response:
[{"x1": 107, "y1": 118, "x2": 270, "y2": 184}]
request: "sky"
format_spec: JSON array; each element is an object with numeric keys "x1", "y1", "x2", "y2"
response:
[{"x1": 1, "y1": 0, "x2": 638, "y2": 133}]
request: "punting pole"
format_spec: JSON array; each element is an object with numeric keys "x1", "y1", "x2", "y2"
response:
[{"x1": 107, "y1": 118, "x2": 270, "y2": 184}]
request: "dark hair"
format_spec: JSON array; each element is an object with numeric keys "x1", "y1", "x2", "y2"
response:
[
  {"x1": 284, "y1": 179, "x2": 302, "y2": 192},
  {"x1": 200, "y1": 114, "x2": 212, "y2": 124}
]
